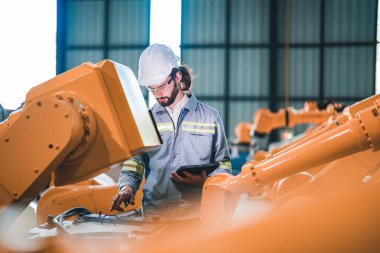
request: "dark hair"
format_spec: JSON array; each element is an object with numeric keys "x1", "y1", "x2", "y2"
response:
[{"x1": 178, "y1": 65, "x2": 193, "y2": 91}]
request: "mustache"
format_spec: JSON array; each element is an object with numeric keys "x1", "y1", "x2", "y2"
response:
[{"x1": 157, "y1": 97, "x2": 169, "y2": 100}]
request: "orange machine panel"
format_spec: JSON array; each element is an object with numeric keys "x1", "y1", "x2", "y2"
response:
[
  {"x1": 0, "y1": 60, "x2": 161, "y2": 214},
  {"x1": 23, "y1": 60, "x2": 161, "y2": 186}
]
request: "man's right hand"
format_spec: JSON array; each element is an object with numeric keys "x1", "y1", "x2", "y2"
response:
[{"x1": 110, "y1": 185, "x2": 135, "y2": 212}]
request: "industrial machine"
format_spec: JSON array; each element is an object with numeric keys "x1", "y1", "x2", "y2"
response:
[
  {"x1": 230, "y1": 101, "x2": 340, "y2": 174},
  {"x1": 1, "y1": 93, "x2": 378, "y2": 253},
  {"x1": 234, "y1": 100, "x2": 337, "y2": 144},
  {"x1": 0, "y1": 60, "x2": 162, "y2": 227},
  {"x1": 1, "y1": 60, "x2": 379, "y2": 252},
  {"x1": 202, "y1": 94, "x2": 380, "y2": 224},
  {"x1": 35, "y1": 172, "x2": 145, "y2": 225}
]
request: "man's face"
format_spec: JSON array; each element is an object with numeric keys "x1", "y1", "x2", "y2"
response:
[{"x1": 148, "y1": 76, "x2": 178, "y2": 107}]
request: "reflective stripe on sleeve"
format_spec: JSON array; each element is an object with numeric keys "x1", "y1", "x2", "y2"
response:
[
  {"x1": 219, "y1": 160, "x2": 232, "y2": 172},
  {"x1": 122, "y1": 160, "x2": 145, "y2": 177},
  {"x1": 157, "y1": 122, "x2": 174, "y2": 133}
]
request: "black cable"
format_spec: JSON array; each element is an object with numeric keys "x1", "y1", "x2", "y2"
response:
[{"x1": 285, "y1": 109, "x2": 290, "y2": 126}]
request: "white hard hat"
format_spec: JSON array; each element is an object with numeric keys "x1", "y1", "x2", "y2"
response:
[{"x1": 138, "y1": 44, "x2": 180, "y2": 86}]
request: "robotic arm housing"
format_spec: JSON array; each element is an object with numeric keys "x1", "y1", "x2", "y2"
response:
[
  {"x1": 234, "y1": 101, "x2": 337, "y2": 145},
  {"x1": 202, "y1": 95, "x2": 380, "y2": 225},
  {"x1": 0, "y1": 60, "x2": 161, "y2": 214},
  {"x1": 253, "y1": 101, "x2": 336, "y2": 136}
]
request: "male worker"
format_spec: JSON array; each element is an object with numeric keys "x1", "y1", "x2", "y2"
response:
[{"x1": 110, "y1": 44, "x2": 231, "y2": 219}]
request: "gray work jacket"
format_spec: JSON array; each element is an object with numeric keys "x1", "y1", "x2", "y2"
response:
[{"x1": 118, "y1": 94, "x2": 231, "y2": 217}]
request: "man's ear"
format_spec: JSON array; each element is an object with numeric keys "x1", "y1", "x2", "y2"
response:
[{"x1": 175, "y1": 70, "x2": 183, "y2": 83}]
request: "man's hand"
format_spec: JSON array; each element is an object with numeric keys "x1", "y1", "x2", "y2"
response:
[
  {"x1": 110, "y1": 185, "x2": 135, "y2": 212},
  {"x1": 170, "y1": 170, "x2": 207, "y2": 186}
]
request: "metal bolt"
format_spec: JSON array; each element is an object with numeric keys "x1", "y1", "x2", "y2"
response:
[
  {"x1": 48, "y1": 144, "x2": 53, "y2": 149},
  {"x1": 5, "y1": 138, "x2": 9, "y2": 143},
  {"x1": 37, "y1": 101, "x2": 42, "y2": 107},
  {"x1": 64, "y1": 114, "x2": 69, "y2": 118},
  {"x1": 13, "y1": 192, "x2": 18, "y2": 197},
  {"x1": 372, "y1": 108, "x2": 379, "y2": 117},
  {"x1": 47, "y1": 215, "x2": 55, "y2": 225},
  {"x1": 26, "y1": 115, "x2": 30, "y2": 119},
  {"x1": 85, "y1": 126, "x2": 90, "y2": 136},
  {"x1": 54, "y1": 104, "x2": 59, "y2": 108},
  {"x1": 34, "y1": 168, "x2": 39, "y2": 174}
]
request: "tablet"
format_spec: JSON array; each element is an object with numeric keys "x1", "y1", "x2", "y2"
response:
[{"x1": 175, "y1": 162, "x2": 219, "y2": 177}]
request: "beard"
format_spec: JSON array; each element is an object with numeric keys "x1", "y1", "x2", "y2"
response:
[{"x1": 157, "y1": 81, "x2": 179, "y2": 107}]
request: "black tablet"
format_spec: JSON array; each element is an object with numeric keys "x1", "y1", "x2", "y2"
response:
[{"x1": 175, "y1": 162, "x2": 219, "y2": 177}]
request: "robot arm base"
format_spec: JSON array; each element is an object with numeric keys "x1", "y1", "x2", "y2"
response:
[{"x1": 0, "y1": 97, "x2": 84, "y2": 209}]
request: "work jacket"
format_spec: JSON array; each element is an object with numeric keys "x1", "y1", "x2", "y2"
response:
[{"x1": 118, "y1": 94, "x2": 231, "y2": 218}]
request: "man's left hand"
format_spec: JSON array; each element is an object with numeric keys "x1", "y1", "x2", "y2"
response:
[{"x1": 170, "y1": 170, "x2": 207, "y2": 186}]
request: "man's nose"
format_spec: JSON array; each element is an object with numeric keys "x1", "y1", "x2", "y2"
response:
[{"x1": 154, "y1": 90, "x2": 164, "y2": 97}]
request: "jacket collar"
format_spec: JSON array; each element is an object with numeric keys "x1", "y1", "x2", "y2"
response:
[{"x1": 151, "y1": 93, "x2": 198, "y2": 114}]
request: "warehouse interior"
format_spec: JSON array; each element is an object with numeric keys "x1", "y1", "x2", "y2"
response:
[{"x1": 1, "y1": 0, "x2": 380, "y2": 252}]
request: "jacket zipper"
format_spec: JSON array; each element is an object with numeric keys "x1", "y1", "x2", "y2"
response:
[{"x1": 164, "y1": 108, "x2": 187, "y2": 151}]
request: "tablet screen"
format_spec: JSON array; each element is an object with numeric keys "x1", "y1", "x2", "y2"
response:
[{"x1": 175, "y1": 162, "x2": 219, "y2": 177}]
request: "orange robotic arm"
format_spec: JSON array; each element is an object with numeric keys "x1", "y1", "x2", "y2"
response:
[
  {"x1": 202, "y1": 95, "x2": 380, "y2": 225},
  {"x1": 233, "y1": 101, "x2": 336, "y2": 145},
  {"x1": 234, "y1": 122, "x2": 252, "y2": 144},
  {"x1": 252, "y1": 101, "x2": 335, "y2": 136},
  {"x1": 0, "y1": 60, "x2": 161, "y2": 219}
]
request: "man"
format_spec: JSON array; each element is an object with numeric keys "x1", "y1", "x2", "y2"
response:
[{"x1": 110, "y1": 44, "x2": 231, "y2": 219}]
